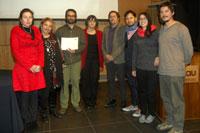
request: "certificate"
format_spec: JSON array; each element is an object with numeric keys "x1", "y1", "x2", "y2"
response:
[{"x1": 61, "y1": 37, "x2": 78, "y2": 50}]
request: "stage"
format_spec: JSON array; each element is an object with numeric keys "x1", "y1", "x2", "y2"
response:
[{"x1": 0, "y1": 70, "x2": 23, "y2": 133}]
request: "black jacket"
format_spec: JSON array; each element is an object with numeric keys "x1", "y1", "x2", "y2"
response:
[{"x1": 44, "y1": 34, "x2": 64, "y2": 89}]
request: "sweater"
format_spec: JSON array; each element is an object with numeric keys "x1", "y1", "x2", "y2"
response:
[
  {"x1": 158, "y1": 21, "x2": 193, "y2": 76},
  {"x1": 132, "y1": 26, "x2": 159, "y2": 71}
]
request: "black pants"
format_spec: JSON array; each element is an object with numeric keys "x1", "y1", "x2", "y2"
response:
[
  {"x1": 38, "y1": 87, "x2": 57, "y2": 114},
  {"x1": 81, "y1": 59, "x2": 99, "y2": 106},
  {"x1": 136, "y1": 69, "x2": 158, "y2": 116},
  {"x1": 16, "y1": 91, "x2": 38, "y2": 124},
  {"x1": 106, "y1": 62, "x2": 126, "y2": 106},
  {"x1": 38, "y1": 69, "x2": 59, "y2": 114}
]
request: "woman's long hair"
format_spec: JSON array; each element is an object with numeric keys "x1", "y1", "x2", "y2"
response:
[{"x1": 138, "y1": 12, "x2": 153, "y2": 37}]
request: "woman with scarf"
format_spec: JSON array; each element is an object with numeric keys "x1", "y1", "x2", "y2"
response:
[
  {"x1": 132, "y1": 12, "x2": 159, "y2": 124},
  {"x1": 122, "y1": 10, "x2": 140, "y2": 117},
  {"x1": 39, "y1": 17, "x2": 63, "y2": 121}
]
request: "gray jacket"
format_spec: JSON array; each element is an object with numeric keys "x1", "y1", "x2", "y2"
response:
[
  {"x1": 132, "y1": 29, "x2": 159, "y2": 71},
  {"x1": 102, "y1": 25, "x2": 125, "y2": 64}
]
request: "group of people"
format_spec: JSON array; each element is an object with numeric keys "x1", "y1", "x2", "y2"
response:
[{"x1": 10, "y1": 1, "x2": 193, "y2": 133}]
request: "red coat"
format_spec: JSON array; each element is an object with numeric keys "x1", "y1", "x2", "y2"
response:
[
  {"x1": 81, "y1": 29, "x2": 104, "y2": 69},
  {"x1": 10, "y1": 25, "x2": 46, "y2": 92}
]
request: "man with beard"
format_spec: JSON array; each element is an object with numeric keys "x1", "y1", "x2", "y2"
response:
[
  {"x1": 102, "y1": 11, "x2": 126, "y2": 109},
  {"x1": 56, "y1": 9, "x2": 85, "y2": 114},
  {"x1": 157, "y1": 2, "x2": 193, "y2": 133}
]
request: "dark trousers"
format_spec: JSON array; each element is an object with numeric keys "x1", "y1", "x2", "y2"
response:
[
  {"x1": 38, "y1": 87, "x2": 57, "y2": 114},
  {"x1": 16, "y1": 91, "x2": 38, "y2": 124},
  {"x1": 125, "y1": 64, "x2": 138, "y2": 106},
  {"x1": 81, "y1": 59, "x2": 99, "y2": 106},
  {"x1": 136, "y1": 68, "x2": 158, "y2": 116},
  {"x1": 106, "y1": 61, "x2": 126, "y2": 105},
  {"x1": 38, "y1": 68, "x2": 58, "y2": 115}
]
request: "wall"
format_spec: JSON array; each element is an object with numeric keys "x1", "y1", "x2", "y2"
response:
[{"x1": 0, "y1": 0, "x2": 158, "y2": 70}]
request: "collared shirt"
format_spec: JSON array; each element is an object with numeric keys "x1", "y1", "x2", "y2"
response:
[{"x1": 107, "y1": 26, "x2": 117, "y2": 53}]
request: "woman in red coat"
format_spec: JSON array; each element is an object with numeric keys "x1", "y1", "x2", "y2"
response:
[
  {"x1": 10, "y1": 8, "x2": 45, "y2": 130},
  {"x1": 81, "y1": 15, "x2": 104, "y2": 109}
]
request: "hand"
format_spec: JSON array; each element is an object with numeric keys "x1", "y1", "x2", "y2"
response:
[
  {"x1": 67, "y1": 48, "x2": 75, "y2": 54},
  {"x1": 105, "y1": 54, "x2": 113, "y2": 62},
  {"x1": 132, "y1": 70, "x2": 136, "y2": 77},
  {"x1": 30, "y1": 65, "x2": 41, "y2": 73},
  {"x1": 30, "y1": 65, "x2": 37, "y2": 73},
  {"x1": 34, "y1": 65, "x2": 42, "y2": 72},
  {"x1": 100, "y1": 67, "x2": 104, "y2": 72},
  {"x1": 154, "y1": 57, "x2": 160, "y2": 67}
]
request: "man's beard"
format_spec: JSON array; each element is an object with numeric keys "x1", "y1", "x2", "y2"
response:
[
  {"x1": 66, "y1": 19, "x2": 76, "y2": 24},
  {"x1": 159, "y1": 17, "x2": 170, "y2": 25}
]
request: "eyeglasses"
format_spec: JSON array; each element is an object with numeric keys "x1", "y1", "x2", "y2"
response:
[{"x1": 139, "y1": 17, "x2": 147, "y2": 21}]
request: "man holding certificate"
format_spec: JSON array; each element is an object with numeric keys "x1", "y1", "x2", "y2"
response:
[{"x1": 56, "y1": 9, "x2": 85, "y2": 114}]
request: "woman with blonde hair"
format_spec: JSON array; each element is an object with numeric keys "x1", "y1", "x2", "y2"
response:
[{"x1": 39, "y1": 17, "x2": 63, "y2": 122}]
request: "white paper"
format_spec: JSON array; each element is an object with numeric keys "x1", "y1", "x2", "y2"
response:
[{"x1": 61, "y1": 37, "x2": 78, "y2": 50}]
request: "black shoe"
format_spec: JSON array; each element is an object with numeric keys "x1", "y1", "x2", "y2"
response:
[
  {"x1": 85, "y1": 105, "x2": 95, "y2": 110},
  {"x1": 90, "y1": 104, "x2": 96, "y2": 109},
  {"x1": 104, "y1": 99, "x2": 116, "y2": 108},
  {"x1": 120, "y1": 101, "x2": 127, "y2": 110},
  {"x1": 30, "y1": 121, "x2": 38, "y2": 129},
  {"x1": 50, "y1": 110, "x2": 62, "y2": 119},
  {"x1": 25, "y1": 121, "x2": 38, "y2": 130},
  {"x1": 41, "y1": 113, "x2": 49, "y2": 123},
  {"x1": 85, "y1": 105, "x2": 92, "y2": 110}
]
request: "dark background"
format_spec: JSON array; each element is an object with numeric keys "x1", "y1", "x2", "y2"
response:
[{"x1": 171, "y1": 0, "x2": 200, "y2": 51}]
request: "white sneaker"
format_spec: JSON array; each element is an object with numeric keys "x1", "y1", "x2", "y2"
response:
[
  {"x1": 145, "y1": 115, "x2": 155, "y2": 124},
  {"x1": 122, "y1": 105, "x2": 138, "y2": 112},
  {"x1": 139, "y1": 114, "x2": 146, "y2": 123},
  {"x1": 168, "y1": 128, "x2": 183, "y2": 133},
  {"x1": 157, "y1": 122, "x2": 173, "y2": 131},
  {"x1": 132, "y1": 109, "x2": 141, "y2": 117}
]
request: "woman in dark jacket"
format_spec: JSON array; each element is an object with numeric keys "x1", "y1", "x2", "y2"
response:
[
  {"x1": 81, "y1": 15, "x2": 104, "y2": 109},
  {"x1": 39, "y1": 17, "x2": 63, "y2": 121},
  {"x1": 132, "y1": 12, "x2": 159, "y2": 124}
]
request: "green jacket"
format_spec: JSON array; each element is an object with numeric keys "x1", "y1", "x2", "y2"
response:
[{"x1": 55, "y1": 24, "x2": 85, "y2": 65}]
